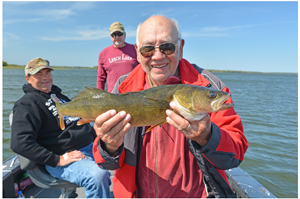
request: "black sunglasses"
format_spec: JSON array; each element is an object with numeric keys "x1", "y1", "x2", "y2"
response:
[
  {"x1": 111, "y1": 32, "x2": 124, "y2": 38},
  {"x1": 139, "y1": 42, "x2": 177, "y2": 58}
]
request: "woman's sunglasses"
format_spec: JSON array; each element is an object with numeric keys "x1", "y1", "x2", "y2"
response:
[
  {"x1": 139, "y1": 43, "x2": 177, "y2": 58},
  {"x1": 111, "y1": 32, "x2": 124, "y2": 38}
]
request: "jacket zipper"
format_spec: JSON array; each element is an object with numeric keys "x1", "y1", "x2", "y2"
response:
[{"x1": 155, "y1": 126, "x2": 159, "y2": 198}]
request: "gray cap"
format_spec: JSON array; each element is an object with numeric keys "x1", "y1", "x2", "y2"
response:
[{"x1": 25, "y1": 57, "x2": 53, "y2": 75}]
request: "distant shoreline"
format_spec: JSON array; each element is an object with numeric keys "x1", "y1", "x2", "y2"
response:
[
  {"x1": 3, "y1": 64, "x2": 98, "y2": 70},
  {"x1": 2, "y1": 64, "x2": 297, "y2": 75}
]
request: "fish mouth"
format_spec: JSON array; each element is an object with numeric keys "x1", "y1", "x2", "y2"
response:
[
  {"x1": 152, "y1": 63, "x2": 168, "y2": 68},
  {"x1": 218, "y1": 93, "x2": 234, "y2": 110}
]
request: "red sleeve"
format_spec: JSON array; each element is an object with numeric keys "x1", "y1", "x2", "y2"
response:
[
  {"x1": 93, "y1": 137, "x2": 105, "y2": 163},
  {"x1": 92, "y1": 137, "x2": 125, "y2": 168},
  {"x1": 210, "y1": 86, "x2": 248, "y2": 162}
]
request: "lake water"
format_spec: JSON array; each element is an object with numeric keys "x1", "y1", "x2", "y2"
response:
[{"x1": 2, "y1": 68, "x2": 298, "y2": 198}]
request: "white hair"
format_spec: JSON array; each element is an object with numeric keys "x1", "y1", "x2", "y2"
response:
[{"x1": 136, "y1": 15, "x2": 182, "y2": 49}]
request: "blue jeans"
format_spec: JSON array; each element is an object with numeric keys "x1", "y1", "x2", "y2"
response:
[{"x1": 46, "y1": 143, "x2": 111, "y2": 198}]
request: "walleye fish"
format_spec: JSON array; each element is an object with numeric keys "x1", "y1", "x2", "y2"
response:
[{"x1": 51, "y1": 85, "x2": 233, "y2": 131}]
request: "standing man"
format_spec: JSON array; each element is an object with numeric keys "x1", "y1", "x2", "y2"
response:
[
  {"x1": 10, "y1": 57, "x2": 111, "y2": 198},
  {"x1": 97, "y1": 22, "x2": 139, "y2": 93},
  {"x1": 92, "y1": 16, "x2": 248, "y2": 198}
]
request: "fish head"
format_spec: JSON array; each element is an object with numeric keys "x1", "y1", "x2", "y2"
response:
[
  {"x1": 192, "y1": 87, "x2": 234, "y2": 113},
  {"x1": 172, "y1": 85, "x2": 234, "y2": 121}
]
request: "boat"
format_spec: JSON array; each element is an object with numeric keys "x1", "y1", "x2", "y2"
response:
[
  {"x1": 3, "y1": 153, "x2": 276, "y2": 198},
  {"x1": 3, "y1": 154, "x2": 112, "y2": 198}
]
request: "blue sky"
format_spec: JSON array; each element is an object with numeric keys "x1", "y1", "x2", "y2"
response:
[{"x1": 2, "y1": 1, "x2": 298, "y2": 73}]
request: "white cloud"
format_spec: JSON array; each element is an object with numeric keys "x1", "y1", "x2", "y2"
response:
[
  {"x1": 3, "y1": 18, "x2": 42, "y2": 24},
  {"x1": 3, "y1": 33, "x2": 22, "y2": 48},
  {"x1": 5, "y1": 33, "x2": 20, "y2": 40},
  {"x1": 183, "y1": 21, "x2": 297, "y2": 37},
  {"x1": 38, "y1": 9, "x2": 75, "y2": 20},
  {"x1": 3, "y1": 1, "x2": 34, "y2": 5},
  {"x1": 182, "y1": 32, "x2": 228, "y2": 37},
  {"x1": 40, "y1": 27, "x2": 137, "y2": 42},
  {"x1": 125, "y1": 30, "x2": 137, "y2": 37},
  {"x1": 70, "y1": 2, "x2": 96, "y2": 11},
  {"x1": 40, "y1": 29, "x2": 109, "y2": 41},
  {"x1": 3, "y1": 2, "x2": 96, "y2": 24},
  {"x1": 200, "y1": 25, "x2": 252, "y2": 32}
]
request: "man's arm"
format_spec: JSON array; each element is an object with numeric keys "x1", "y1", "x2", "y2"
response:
[
  {"x1": 97, "y1": 54, "x2": 107, "y2": 90},
  {"x1": 10, "y1": 103, "x2": 60, "y2": 167},
  {"x1": 166, "y1": 86, "x2": 247, "y2": 170},
  {"x1": 188, "y1": 64, "x2": 248, "y2": 169},
  {"x1": 202, "y1": 99, "x2": 247, "y2": 169},
  {"x1": 92, "y1": 110, "x2": 131, "y2": 170},
  {"x1": 191, "y1": 88, "x2": 247, "y2": 170},
  {"x1": 11, "y1": 103, "x2": 88, "y2": 167}
]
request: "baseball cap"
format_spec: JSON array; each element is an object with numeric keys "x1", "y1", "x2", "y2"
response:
[
  {"x1": 109, "y1": 22, "x2": 125, "y2": 34},
  {"x1": 25, "y1": 57, "x2": 53, "y2": 76}
]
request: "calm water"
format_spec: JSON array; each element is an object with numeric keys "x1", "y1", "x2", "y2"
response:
[{"x1": 2, "y1": 69, "x2": 298, "y2": 198}]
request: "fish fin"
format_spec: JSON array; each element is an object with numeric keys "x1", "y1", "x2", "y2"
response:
[
  {"x1": 60, "y1": 117, "x2": 65, "y2": 130},
  {"x1": 71, "y1": 87, "x2": 108, "y2": 100},
  {"x1": 77, "y1": 118, "x2": 95, "y2": 126},
  {"x1": 50, "y1": 94, "x2": 65, "y2": 130},
  {"x1": 146, "y1": 121, "x2": 167, "y2": 132},
  {"x1": 143, "y1": 96, "x2": 170, "y2": 109}
]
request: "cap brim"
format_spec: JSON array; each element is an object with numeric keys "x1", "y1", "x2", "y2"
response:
[
  {"x1": 110, "y1": 29, "x2": 125, "y2": 34},
  {"x1": 30, "y1": 66, "x2": 54, "y2": 75}
]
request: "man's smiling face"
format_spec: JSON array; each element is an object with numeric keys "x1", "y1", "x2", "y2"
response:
[
  {"x1": 136, "y1": 16, "x2": 184, "y2": 87},
  {"x1": 26, "y1": 68, "x2": 53, "y2": 93}
]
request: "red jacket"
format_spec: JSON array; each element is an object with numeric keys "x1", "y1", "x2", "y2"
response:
[{"x1": 93, "y1": 59, "x2": 248, "y2": 198}]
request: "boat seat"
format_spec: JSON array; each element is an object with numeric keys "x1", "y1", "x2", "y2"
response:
[
  {"x1": 9, "y1": 111, "x2": 79, "y2": 198},
  {"x1": 18, "y1": 154, "x2": 79, "y2": 198}
]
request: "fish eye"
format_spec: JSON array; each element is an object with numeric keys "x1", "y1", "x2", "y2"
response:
[{"x1": 209, "y1": 91, "x2": 217, "y2": 98}]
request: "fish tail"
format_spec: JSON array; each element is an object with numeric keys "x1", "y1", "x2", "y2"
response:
[{"x1": 50, "y1": 94, "x2": 65, "y2": 130}]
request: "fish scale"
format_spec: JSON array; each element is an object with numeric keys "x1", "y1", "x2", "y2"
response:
[{"x1": 51, "y1": 85, "x2": 233, "y2": 131}]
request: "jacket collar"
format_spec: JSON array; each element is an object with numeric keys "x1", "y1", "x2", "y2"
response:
[{"x1": 118, "y1": 58, "x2": 210, "y2": 94}]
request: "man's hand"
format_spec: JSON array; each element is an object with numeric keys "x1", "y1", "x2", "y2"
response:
[
  {"x1": 94, "y1": 110, "x2": 132, "y2": 155},
  {"x1": 57, "y1": 150, "x2": 87, "y2": 167},
  {"x1": 166, "y1": 102, "x2": 212, "y2": 147}
]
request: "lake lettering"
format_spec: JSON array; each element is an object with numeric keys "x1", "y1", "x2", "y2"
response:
[{"x1": 108, "y1": 54, "x2": 132, "y2": 63}]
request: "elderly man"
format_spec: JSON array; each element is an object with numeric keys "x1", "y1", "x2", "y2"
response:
[
  {"x1": 97, "y1": 22, "x2": 139, "y2": 93},
  {"x1": 93, "y1": 16, "x2": 248, "y2": 198},
  {"x1": 10, "y1": 57, "x2": 111, "y2": 198}
]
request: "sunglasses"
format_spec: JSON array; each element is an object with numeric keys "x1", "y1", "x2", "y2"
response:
[
  {"x1": 111, "y1": 32, "x2": 124, "y2": 38},
  {"x1": 139, "y1": 43, "x2": 177, "y2": 58}
]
